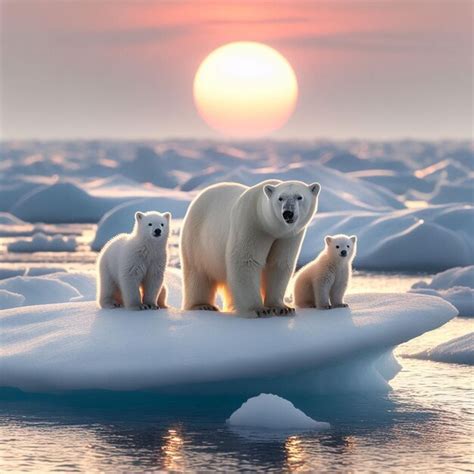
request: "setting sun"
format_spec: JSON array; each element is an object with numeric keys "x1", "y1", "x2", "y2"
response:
[{"x1": 193, "y1": 42, "x2": 298, "y2": 137}]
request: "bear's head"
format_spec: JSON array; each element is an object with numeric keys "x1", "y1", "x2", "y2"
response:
[
  {"x1": 263, "y1": 180, "x2": 321, "y2": 235},
  {"x1": 133, "y1": 211, "x2": 171, "y2": 241},
  {"x1": 324, "y1": 234, "x2": 357, "y2": 261}
]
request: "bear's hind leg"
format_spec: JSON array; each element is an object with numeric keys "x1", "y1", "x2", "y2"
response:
[
  {"x1": 97, "y1": 269, "x2": 121, "y2": 309},
  {"x1": 182, "y1": 270, "x2": 219, "y2": 311},
  {"x1": 157, "y1": 285, "x2": 168, "y2": 309}
]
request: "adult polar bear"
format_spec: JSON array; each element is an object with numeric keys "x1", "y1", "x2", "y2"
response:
[{"x1": 181, "y1": 180, "x2": 321, "y2": 316}]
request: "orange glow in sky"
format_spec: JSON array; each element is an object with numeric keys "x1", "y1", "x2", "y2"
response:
[{"x1": 193, "y1": 42, "x2": 298, "y2": 137}]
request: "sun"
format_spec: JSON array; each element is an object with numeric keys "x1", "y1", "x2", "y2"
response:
[{"x1": 193, "y1": 42, "x2": 298, "y2": 138}]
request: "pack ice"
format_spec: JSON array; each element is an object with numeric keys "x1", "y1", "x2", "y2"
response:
[{"x1": 0, "y1": 293, "x2": 456, "y2": 394}]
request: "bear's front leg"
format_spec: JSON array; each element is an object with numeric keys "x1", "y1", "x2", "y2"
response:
[
  {"x1": 142, "y1": 272, "x2": 163, "y2": 309},
  {"x1": 329, "y1": 275, "x2": 349, "y2": 309},
  {"x1": 227, "y1": 257, "x2": 267, "y2": 317},
  {"x1": 262, "y1": 235, "x2": 304, "y2": 315},
  {"x1": 120, "y1": 272, "x2": 143, "y2": 310},
  {"x1": 314, "y1": 275, "x2": 335, "y2": 310}
]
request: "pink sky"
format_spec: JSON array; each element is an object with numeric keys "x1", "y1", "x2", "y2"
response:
[{"x1": 1, "y1": 0, "x2": 472, "y2": 139}]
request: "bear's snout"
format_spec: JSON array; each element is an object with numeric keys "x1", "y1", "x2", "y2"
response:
[
  {"x1": 153, "y1": 228, "x2": 162, "y2": 237},
  {"x1": 340, "y1": 249, "x2": 347, "y2": 257},
  {"x1": 282, "y1": 210, "x2": 294, "y2": 223}
]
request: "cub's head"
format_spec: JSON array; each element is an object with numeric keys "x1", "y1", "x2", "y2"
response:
[
  {"x1": 263, "y1": 181, "x2": 321, "y2": 230},
  {"x1": 324, "y1": 234, "x2": 357, "y2": 261},
  {"x1": 134, "y1": 211, "x2": 171, "y2": 241}
]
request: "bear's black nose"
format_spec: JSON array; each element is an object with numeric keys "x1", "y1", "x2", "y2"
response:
[
  {"x1": 153, "y1": 228, "x2": 161, "y2": 237},
  {"x1": 283, "y1": 210, "x2": 294, "y2": 222},
  {"x1": 340, "y1": 249, "x2": 347, "y2": 257}
]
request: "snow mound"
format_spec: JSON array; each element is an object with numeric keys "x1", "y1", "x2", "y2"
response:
[
  {"x1": 410, "y1": 266, "x2": 474, "y2": 316},
  {"x1": 10, "y1": 182, "x2": 125, "y2": 223},
  {"x1": 0, "y1": 290, "x2": 25, "y2": 310},
  {"x1": 412, "y1": 266, "x2": 474, "y2": 290},
  {"x1": 301, "y1": 205, "x2": 474, "y2": 271},
  {"x1": 408, "y1": 333, "x2": 473, "y2": 365},
  {"x1": 429, "y1": 183, "x2": 473, "y2": 205},
  {"x1": 7, "y1": 233, "x2": 77, "y2": 253},
  {"x1": 409, "y1": 287, "x2": 473, "y2": 317},
  {"x1": 211, "y1": 162, "x2": 403, "y2": 212},
  {"x1": 91, "y1": 196, "x2": 190, "y2": 251},
  {"x1": 0, "y1": 293, "x2": 456, "y2": 394},
  {"x1": 0, "y1": 212, "x2": 26, "y2": 225},
  {"x1": 227, "y1": 393, "x2": 330, "y2": 431},
  {"x1": 0, "y1": 276, "x2": 80, "y2": 306}
]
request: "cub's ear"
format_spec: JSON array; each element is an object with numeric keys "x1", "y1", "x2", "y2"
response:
[
  {"x1": 163, "y1": 212, "x2": 172, "y2": 221},
  {"x1": 350, "y1": 235, "x2": 357, "y2": 243},
  {"x1": 325, "y1": 235, "x2": 332, "y2": 245},
  {"x1": 308, "y1": 182, "x2": 321, "y2": 196},
  {"x1": 263, "y1": 184, "x2": 276, "y2": 199},
  {"x1": 135, "y1": 211, "x2": 144, "y2": 222}
]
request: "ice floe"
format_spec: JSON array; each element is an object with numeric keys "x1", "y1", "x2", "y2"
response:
[
  {"x1": 0, "y1": 293, "x2": 456, "y2": 394},
  {"x1": 410, "y1": 266, "x2": 473, "y2": 316},
  {"x1": 407, "y1": 333, "x2": 473, "y2": 366}
]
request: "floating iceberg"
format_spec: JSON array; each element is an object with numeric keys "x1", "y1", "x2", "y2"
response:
[
  {"x1": 0, "y1": 293, "x2": 456, "y2": 394},
  {"x1": 407, "y1": 333, "x2": 473, "y2": 366},
  {"x1": 7, "y1": 233, "x2": 77, "y2": 253},
  {"x1": 227, "y1": 393, "x2": 330, "y2": 430},
  {"x1": 410, "y1": 266, "x2": 474, "y2": 316}
]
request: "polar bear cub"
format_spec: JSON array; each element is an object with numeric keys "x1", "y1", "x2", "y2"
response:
[
  {"x1": 293, "y1": 234, "x2": 357, "y2": 309},
  {"x1": 97, "y1": 211, "x2": 171, "y2": 310},
  {"x1": 181, "y1": 180, "x2": 321, "y2": 317}
]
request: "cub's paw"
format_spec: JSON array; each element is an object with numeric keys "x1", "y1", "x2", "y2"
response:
[
  {"x1": 317, "y1": 305, "x2": 332, "y2": 310},
  {"x1": 113, "y1": 303, "x2": 123, "y2": 308},
  {"x1": 266, "y1": 306, "x2": 295, "y2": 316},
  {"x1": 139, "y1": 304, "x2": 154, "y2": 310},
  {"x1": 333, "y1": 303, "x2": 349, "y2": 308},
  {"x1": 191, "y1": 304, "x2": 219, "y2": 311}
]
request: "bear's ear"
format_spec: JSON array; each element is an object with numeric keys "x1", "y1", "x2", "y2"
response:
[
  {"x1": 325, "y1": 235, "x2": 332, "y2": 245},
  {"x1": 308, "y1": 182, "x2": 321, "y2": 196},
  {"x1": 350, "y1": 235, "x2": 357, "y2": 243},
  {"x1": 163, "y1": 212, "x2": 172, "y2": 222},
  {"x1": 263, "y1": 184, "x2": 276, "y2": 199},
  {"x1": 135, "y1": 211, "x2": 144, "y2": 222}
]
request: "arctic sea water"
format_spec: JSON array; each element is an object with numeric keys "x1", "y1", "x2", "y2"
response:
[{"x1": 0, "y1": 228, "x2": 472, "y2": 472}]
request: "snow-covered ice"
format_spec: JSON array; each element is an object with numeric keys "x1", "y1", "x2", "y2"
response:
[
  {"x1": 0, "y1": 289, "x2": 25, "y2": 310},
  {"x1": 0, "y1": 293, "x2": 456, "y2": 394},
  {"x1": 301, "y1": 205, "x2": 474, "y2": 271},
  {"x1": 412, "y1": 266, "x2": 474, "y2": 290},
  {"x1": 227, "y1": 393, "x2": 330, "y2": 430},
  {"x1": 0, "y1": 276, "x2": 81, "y2": 306},
  {"x1": 410, "y1": 266, "x2": 474, "y2": 316},
  {"x1": 7, "y1": 232, "x2": 77, "y2": 253},
  {"x1": 407, "y1": 333, "x2": 473, "y2": 366}
]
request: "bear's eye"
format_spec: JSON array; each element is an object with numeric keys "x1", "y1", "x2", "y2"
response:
[
  {"x1": 278, "y1": 197, "x2": 283, "y2": 202},
  {"x1": 148, "y1": 223, "x2": 152, "y2": 226},
  {"x1": 336, "y1": 245, "x2": 340, "y2": 249},
  {"x1": 347, "y1": 245, "x2": 350, "y2": 248},
  {"x1": 297, "y1": 195, "x2": 303, "y2": 200},
  {"x1": 161, "y1": 223, "x2": 164, "y2": 227}
]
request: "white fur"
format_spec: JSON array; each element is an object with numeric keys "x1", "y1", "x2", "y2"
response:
[
  {"x1": 96, "y1": 211, "x2": 171, "y2": 310},
  {"x1": 180, "y1": 180, "x2": 320, "y2": 316},
  {"x1": 293, "y1": 234, "x2": 357, "y2": 309}
]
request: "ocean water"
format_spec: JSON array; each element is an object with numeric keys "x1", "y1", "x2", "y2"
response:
[{"x1": 0, "y1": 226, "x2": 473, "y2": 472}]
